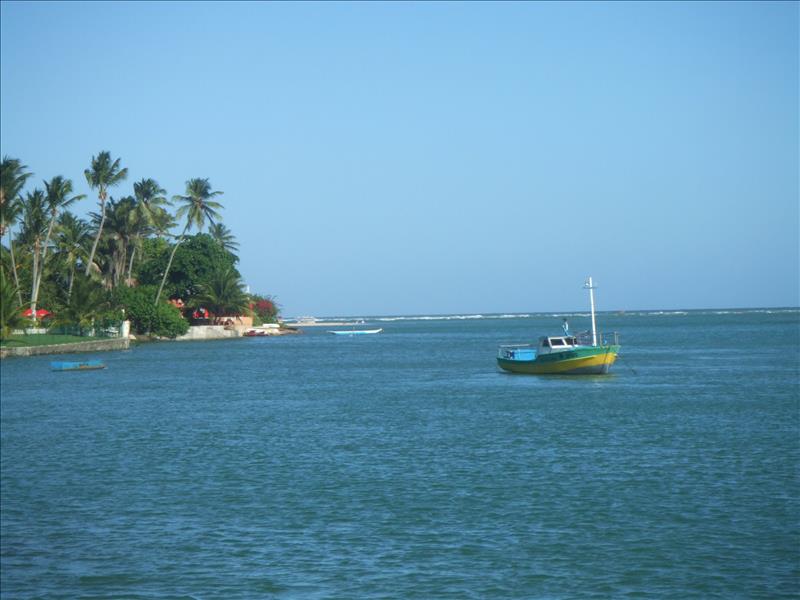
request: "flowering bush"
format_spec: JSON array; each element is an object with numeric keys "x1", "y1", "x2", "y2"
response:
[{"x1": 249, "y1": 294, "x2": 280, "y2": 324}]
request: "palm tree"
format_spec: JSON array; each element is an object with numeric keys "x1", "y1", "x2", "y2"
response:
[
  {"x1": 209, "y1": 222, "x2": 239, "y2": 256},
  {"x1": 18, "y1": 190, "x2": 48, "y2": 321},
  {"x1": 0, "y1": 157, "x2": 32, "y2": 303},
  {"x1": 155, "y1": 178, "x2": 223, "y2": 305},
  {"x1": 133, "y1": 178, "x2": 169, "y2": 226},
  {"x1": 130, "y1": 178, "x2": 170, "y2": 283},
  {"x1": 0, "y1": 196, "x2": 24, "y2": 305},
  {"x1": 54, "y1": 212, "x2": 91, "y2": 301},
  {"x1": 84, "y1": 151, "x2": 128, "y2": 276},
  {"x1": 32, "y1": 176, "x2": 85, "y2": 317},
  {"x1": 149, "y1": 205, "x2": 177, "y2": 235},
  {"x1": 92, "y1": 196, "x2": 138, "y2": 289},
  {"x1": 0, "y1": 157, "x2": 31, "y2": 235},
  {"x1": 189, "y1": 266, "x2": 249, "y2": 323},
  {"x1": 124, "y1": 203, "x2": 151, "y2": 287},
  {"x1": 0, "y1": 267, "x2": 23, "y2": 339},
  {"x1": 53, "y1": 274, "x2": 110, "y2": 335}
]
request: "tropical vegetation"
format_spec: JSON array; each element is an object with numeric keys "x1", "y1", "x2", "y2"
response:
[
  {"x1": 0, "y1": 152, "x2": 279, "y2": 341},
  {"x1": 250, "y1": 294, "x2": 280, "y2": 325}
]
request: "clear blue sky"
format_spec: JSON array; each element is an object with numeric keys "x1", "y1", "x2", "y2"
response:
[{"x1": 2, "y1": 1, "x2": 797, "y2": 316}]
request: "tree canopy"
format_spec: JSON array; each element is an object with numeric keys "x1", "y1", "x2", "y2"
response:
[
  {"x1": 138, "y1": 233, "x2": 240, "y2": 303},
  {"x1": 0, "y1": 152, "x2": 281, "y2": 340}
]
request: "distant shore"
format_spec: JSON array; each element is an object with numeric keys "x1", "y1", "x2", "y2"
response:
[{"x1": 284, "y1": 321, "x2": 354, "y2": 327}]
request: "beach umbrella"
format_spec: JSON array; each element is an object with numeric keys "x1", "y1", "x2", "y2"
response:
[{"x1": 22, "y1": 308, "x2": 52, "y2": 318}]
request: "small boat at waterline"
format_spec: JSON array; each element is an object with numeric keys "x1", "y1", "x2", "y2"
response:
[
  {"x1": 497, "y1": 277, "x2": 620, "y2": 375},
  {"x1": 328, "y1": 328, "x2": 383, "y2": 336},
  {"x1": 244, "y1": 324, "x2": 280, "y2": 336},
  {"x1": 50, "y1": 360, "x2": 106, "y2": 372}
]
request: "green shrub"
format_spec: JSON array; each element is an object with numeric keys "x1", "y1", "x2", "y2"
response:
[
  {"x1": 150, "y1": 301, "x2": 190, "y2": 338},
  {"x1": 114, "y1": 285, "x2": 189, "y2": 338}
]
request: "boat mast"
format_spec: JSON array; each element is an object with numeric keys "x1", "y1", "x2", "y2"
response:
[{"x1": 584, "y1": 277, "x2": 597, "y2": 346}]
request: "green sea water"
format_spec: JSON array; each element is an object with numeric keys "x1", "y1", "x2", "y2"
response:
[{"x1": 1, "y1": 309, "x2": 798, "y2": 598}]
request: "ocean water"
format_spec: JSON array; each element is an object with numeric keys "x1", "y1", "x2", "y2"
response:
[{"x1": 1, "y1": 309, "x2": 798, "y2": 599}]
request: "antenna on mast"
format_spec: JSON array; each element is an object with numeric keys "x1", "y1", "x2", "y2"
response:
[{"x1": 584, "y1": 277, "x2": 598, "y2": 346}]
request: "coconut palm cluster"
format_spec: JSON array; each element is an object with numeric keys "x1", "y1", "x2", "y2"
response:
[{"x1": 0, "y1": 152, "x2": 275, "y2": 338}]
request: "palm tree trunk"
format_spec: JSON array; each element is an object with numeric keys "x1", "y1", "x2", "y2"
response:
[
  {"x1": 155, "y1": 227, "x2": 187, "y2": 306},
  {"x1": 30, "y1": 238, "x2": 40, "y2": 324},
  {"x1": 8, "y1": 237, "x2": 22, "y2": 306},
  {"x1": 117, "y1": 244, "x2": 126, "y2": 288},
  {"x1": 68, "y1": 263, "x2": 75, "y2": 301},
  {"x1": 112, "y1": 243, "x2": 123, "y2": 289},
  {"x1": 126, "y1": 245, "x2": 136, "y2": 286},
  {"x1": 32, "y1": 214, "x2": 57, "y2": 320},
  {"x1": 118, "y1": 235, "x2": 129, "y2": 289},
  {"x1": 85, "y1": 196, "x2": 106, "y2": 276},
  {"x1": 5, "y1": 231, "x2": 23, "y2": 305}
]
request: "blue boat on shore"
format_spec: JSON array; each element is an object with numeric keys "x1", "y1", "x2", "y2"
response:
[{"x1": 50, "y1": 360, "x2": 106, "y2": 372}]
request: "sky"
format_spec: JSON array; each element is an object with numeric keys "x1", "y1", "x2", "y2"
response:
[{"x1": 1, "y1": 1, "x2": 798, "y2": 316}]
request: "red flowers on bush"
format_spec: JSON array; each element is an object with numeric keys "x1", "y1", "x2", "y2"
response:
[{"x1": 251, "y1": 296, "x2": 278, "y2": 319}]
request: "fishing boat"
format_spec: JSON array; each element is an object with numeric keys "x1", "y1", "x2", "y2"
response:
[
  {"x1": 497, "y1": 277, "x2": 620, "y2": 375},
  {"x1": 328, "y1": 328, "x2": 383, "y2": 336},
  {"x1": 51, "y1": 360, "x2": 106, "y2": 372}
]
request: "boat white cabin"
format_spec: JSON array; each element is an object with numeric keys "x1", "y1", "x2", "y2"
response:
[
  {"x1": 538, "y1": 335, "x2": 581, "y2": 355},
  {"x1": 498, "y1": 334, "x2": 584, "y2": 361}
]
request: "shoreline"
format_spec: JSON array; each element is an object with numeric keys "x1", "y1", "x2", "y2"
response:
[
  {"x1": 283, "y1": 321, "x2": 354, "y2": 327},
  {"x1": 0, "y1": 337, "x2": 130, "y2": 359},
  {"x1": 0, "y1": 324, "x2": 303, "y2": 359}
]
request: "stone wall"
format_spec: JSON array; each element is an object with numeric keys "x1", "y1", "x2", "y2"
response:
[
  {"x1": 1, "y1": 338, "x2": 130, "y2": 359},
  {"x1": 173, "y1": 325, "x2": 241, "y2": 341}
]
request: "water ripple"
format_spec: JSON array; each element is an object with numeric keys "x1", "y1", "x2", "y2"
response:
[{"x1": 2, "y1": 312, "x2": 799, "y2": 598}]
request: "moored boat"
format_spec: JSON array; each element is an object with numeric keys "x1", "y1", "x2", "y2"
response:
[
  {"x1": 328, "y1": 328, "x2": 383, "y2": 336},
  {"x1": 244, "y1": 324, "x2": 280, "y2": 336},
  {"x1": 497, "y1": 277, "x2": 620, "y2": 375},
  {"x1": 51, "y1": 360, "x2": 106, "y2": 372}
]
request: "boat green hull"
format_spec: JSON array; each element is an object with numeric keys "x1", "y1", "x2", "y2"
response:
[{"x1": 497, "y1": 345, "x2": 620, "y2": 375}]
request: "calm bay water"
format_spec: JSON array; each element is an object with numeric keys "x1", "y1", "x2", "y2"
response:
[{"x1": 2, "y1": 309, "x2": 799, "y2": 598}]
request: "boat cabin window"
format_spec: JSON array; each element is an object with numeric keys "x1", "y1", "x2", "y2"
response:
[
  {"x1": 542, "y1": 339, "x2": 550, "y2": 348},
  {"x1": 550, "y1": 338, "x2": 566, "y2": 346}
]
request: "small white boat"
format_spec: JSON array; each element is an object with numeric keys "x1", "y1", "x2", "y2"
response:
[
  {"x1": 291, "y1": 316, "x2": 319, "y2": 325},
  {"x1": 244, "y1": 324, "x2": 280, "y2": 337},
  {"x1": 327, "y1": 328, "x2": 383, "y2": 336}
]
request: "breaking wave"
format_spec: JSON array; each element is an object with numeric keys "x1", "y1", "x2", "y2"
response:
[{"x1": 316, "y1": 307, "x2": 798, "y2": 323}]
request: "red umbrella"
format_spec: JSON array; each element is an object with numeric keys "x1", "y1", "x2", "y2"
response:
[{"x1": 22, "y1": 308, "x2": 52, "y2": 318}]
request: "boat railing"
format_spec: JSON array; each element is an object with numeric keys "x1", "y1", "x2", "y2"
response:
[
  {"x1": 498, "y1": 332, "x2": 619, "y2": 357},
  {"x1": 497, "y1": 343, "x2": 534, "y2": 359},
  {"x1": 574, "y1": 330, "x2": 620, "y2": 346}
]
